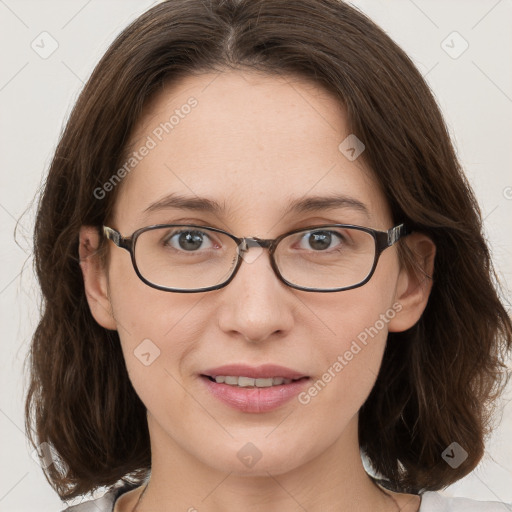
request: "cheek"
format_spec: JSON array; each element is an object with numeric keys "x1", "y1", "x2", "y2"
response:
[
  {"x1": 106, "y1": 254, "x2": 199, "y2": 391},
  {"x1": 110, "y1": 291, "x2": 202, "y2": 419},
  {"x1": 107, "y1": 249, "x2": 182, "y2": 336},
  {"x1": 327, "y1": 306, "x2": 390, "y2": 381},
  {"x1": 304, "y1": 270, "x2": 399, "y2": 411}
]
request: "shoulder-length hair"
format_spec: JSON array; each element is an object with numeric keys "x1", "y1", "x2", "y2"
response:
[{"x1": 25, "y1": 0, "x2": 512, "y2": 500}]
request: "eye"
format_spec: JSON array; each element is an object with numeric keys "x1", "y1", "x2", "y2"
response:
[
  {"x1": 163, "y1": 229, "x2": 217, "y2": 252},
  {"x1": 297, "y1": 230, "x2": 346, "y2": 252}
]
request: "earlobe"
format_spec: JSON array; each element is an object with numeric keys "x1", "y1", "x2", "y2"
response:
[
  {"x1": 78, "y1": 226, "x2": 117, "y2": 330},
  {"x1": 388, "y1": 233, "x2": 436, "y2": 333}
]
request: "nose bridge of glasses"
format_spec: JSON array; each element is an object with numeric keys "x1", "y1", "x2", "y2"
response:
[{"x1": 238, "y1": 237, "x2": 274, "y2": 253}]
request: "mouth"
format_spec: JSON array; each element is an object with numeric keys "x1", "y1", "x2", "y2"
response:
[
  {"x1": 199, "y1": 364, "x2": 311, "y2": 413},
  {"x1": 201, "y1": 374, "x2": 309, "y2": 388}
]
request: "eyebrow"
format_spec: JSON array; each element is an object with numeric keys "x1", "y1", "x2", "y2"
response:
[{"x1": 142, "y1": 192, "x2": 370, "y2": 218}]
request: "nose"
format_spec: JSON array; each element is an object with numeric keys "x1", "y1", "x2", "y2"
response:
[{"x1": 216, "y1": 242, "x2": 294, "y2": 343}]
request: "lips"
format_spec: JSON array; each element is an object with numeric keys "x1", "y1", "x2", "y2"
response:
[{"x1": 199, "y1": 364, "x2": 310, "y2": 413}]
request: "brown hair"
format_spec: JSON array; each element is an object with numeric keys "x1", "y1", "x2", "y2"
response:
[{"x1": 25, "y1": 0, "x2": 512, "y2": 500}]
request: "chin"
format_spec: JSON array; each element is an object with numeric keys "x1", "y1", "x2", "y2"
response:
[
  {"x1": 196, "y1": 436, "x2": 310, "y2": 477},
  {"x1": 216, "y1": 455, "x2": 302, "y2": 477}
]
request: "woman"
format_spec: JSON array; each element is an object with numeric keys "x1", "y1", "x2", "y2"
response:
[{"x1": 25, "y1": 0, "x2": 512, "y2": 511}]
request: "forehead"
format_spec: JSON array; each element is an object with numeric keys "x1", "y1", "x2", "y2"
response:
[{"x1": 112, "y1": 70, "x2": 391, "y2": 232}]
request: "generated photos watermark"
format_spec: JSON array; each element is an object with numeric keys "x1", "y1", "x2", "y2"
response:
[
  {"x1": 298, "y1": 302, "x2": 403, "y2": 405},
  {"x1": 93, "y1": 96, "x2": 198, "y2": 200}
]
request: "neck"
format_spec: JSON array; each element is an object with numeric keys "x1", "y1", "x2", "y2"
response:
[{"x1": 132, "y1": 414, "x2": 403, "y2": 512}]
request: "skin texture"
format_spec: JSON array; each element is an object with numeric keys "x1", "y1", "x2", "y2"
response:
[{"x1": 79, "y1": 70, "x2": 434, "y2": 512}]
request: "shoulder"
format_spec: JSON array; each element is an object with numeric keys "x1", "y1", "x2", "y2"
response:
[
  {"x1": 59, "y1": 481, "x2": 139, "y2": 512},
  {"x1": 420, "y1": 491, "x2": 512, "y2": 511}
]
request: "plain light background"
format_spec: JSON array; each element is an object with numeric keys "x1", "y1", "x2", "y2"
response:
[{"x1": 0, "y1": 0, "x2": 511, "y2": 510}]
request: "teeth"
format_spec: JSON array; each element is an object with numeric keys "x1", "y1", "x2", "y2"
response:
[
  {"x1": 213, "y1": 375, "x2": 294, "y2": 387},
  {"x1": 238, "y1": 376, "x2": 257, "y2": 387}
]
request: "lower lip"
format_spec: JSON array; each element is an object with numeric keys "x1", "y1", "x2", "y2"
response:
[{"x1": 200, "y1": 375, "x2": 310, "y2": 413}]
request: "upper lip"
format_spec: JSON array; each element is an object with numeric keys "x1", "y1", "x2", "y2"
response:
[{"x1": 201, "y1": 364, "x2": 308, "y2": 380}]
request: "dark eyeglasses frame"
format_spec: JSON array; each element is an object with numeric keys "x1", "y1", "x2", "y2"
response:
[{"x1": 102, "y1": 223, "x2": 410, "y2": 293}]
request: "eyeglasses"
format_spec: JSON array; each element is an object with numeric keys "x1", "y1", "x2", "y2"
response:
[{"x1": 102, "y1": 223, "x2": 410, "y2": 293}]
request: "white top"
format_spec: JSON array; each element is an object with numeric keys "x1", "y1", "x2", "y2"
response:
[
  {"x1": 419, "y1": 491, "x2": 511, "y2": 511},
  {"x1": 60, "y1": 480, "x2": 512, "y2": 511}
]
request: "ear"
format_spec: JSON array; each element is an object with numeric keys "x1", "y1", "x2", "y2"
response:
[
  {"x1": 78, "y1": 226, "x2": 117, "y2": 330},
  {"x1": 388, "y1": 232, "x2": 436, "y2": 332}
]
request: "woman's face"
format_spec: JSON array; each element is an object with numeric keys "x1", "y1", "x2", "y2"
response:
[{"x1": 98, "y1": 70, "x2": 410, "y2": 476}]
